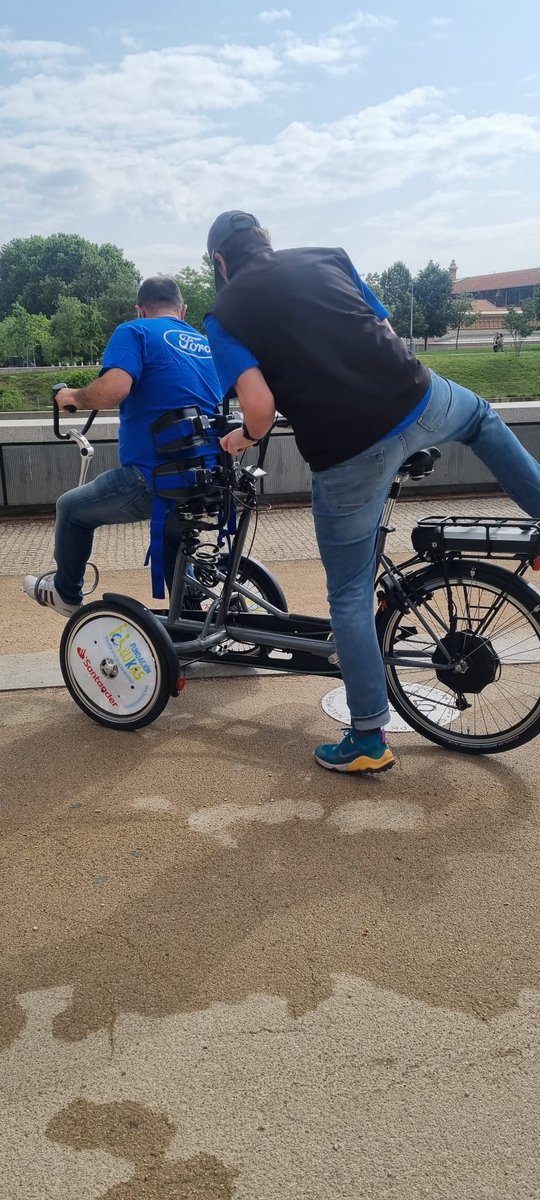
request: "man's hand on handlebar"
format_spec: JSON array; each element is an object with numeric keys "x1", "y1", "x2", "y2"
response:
[
  {"x1": 57, "y1": 387, "x2": 83, "y2": 411},
  {"x1": 220, "y1": 427, "x2": 258, "y2": 456}
]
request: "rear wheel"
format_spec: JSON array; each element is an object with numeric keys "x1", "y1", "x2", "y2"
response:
[
  {"x1": 60, "y1": 601, "x2": 173, "y2": 730},
  {"x1": 378, "y1": 561, "x2": 540, "y2": 753},
  {"x1": 195, "y1": 554, "x2": 288, "y2": 658}
]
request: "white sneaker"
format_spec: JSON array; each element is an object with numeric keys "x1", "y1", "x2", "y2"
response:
[{"x1": 23, "y1": 572, "x2": 80, "y2": 618}]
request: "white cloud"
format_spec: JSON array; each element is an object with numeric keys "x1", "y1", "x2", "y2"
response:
[
  {"x1": 429, "y1": 17, "x2": 452, "y2": 27},
  {"x1": 0, "y1": 33, "x2": 539, "y2": 274},
  {"x1": 219, "y1": 44, "x2": 281, "y2": 77},
  {"x1": 0, "y1": 38, "x2": 83, "y2": 59},
  {"x1": 119, "y1": 30, "x2": 143, "y2": 51},
  {"x1": 361, "y1": 186, "x2": 540, "y2": 273},
  {"x1": 258, "y1": 8, "x2": 292, "y2": 23},
  {"x1": 284, "y1": 37, "x2": 368, "y2": 68},
  {"x1": 2, "y1": 79, "x2": 540, "y2": 240},
  {"x1": 333, "y1": 12, "x2": 398, "y2": 33},
  {"x1": 284, "y1": 11, "x2": 396, "y2": 74},
  {"x1": 0, "y1": 46, "x2": 277, "y2": 134}
]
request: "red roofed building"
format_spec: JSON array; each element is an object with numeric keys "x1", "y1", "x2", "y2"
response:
[{"x1": 450, "y1": 261, "x2": 540, "y2": 308}]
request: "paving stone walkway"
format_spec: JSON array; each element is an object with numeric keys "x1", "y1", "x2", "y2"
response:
[{"x1": 0, "y1": 494, "x2": 522, "y2": 575}]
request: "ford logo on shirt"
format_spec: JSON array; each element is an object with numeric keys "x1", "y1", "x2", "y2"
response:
[{"x1": 164, "y1": 329, "x2": 212, "y2": 357}]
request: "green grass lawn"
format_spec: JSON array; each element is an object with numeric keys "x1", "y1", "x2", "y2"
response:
[
  {"x1": 418, "y1": 346, "x2": 540, "y2": 399},
  {"x1": 0, "y1": 368, "x2": 99, "y2": 411},
  {"x1": 1, "y1": 350, "x2": 540, "y2": 411}
]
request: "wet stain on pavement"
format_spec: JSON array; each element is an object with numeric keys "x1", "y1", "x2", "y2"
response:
[
  {"x1": 0, "y1": 680, "x2": 539, "y2": 1053},
  {"x1": 47, "y1": 1098, "x2": 238, "y2": 1199}
]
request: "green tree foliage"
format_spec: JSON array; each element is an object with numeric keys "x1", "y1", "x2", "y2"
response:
[
  {"x1": 448, "y1": 294, "x2": 478, "y2": 350},
  {"x1": 413, "y1": 261, "x2": 454, "y2": 349},
  {"x1": 379, "y1": 261, "x2": 423, "y2": 339},
  {"x1": 0, "y1": 303, "x2": 55, "y2": 365},
  {"x1": 99, "y1": 278, "x2": 138, "y2": 340},
  {"x1": 51, "y1": 296, "x2": 86, "y2": 361},
  {"x1": 174, "y1": 255, "x2": 215, "y2": 332},
  {"x1": 503, "y1": 304, "x2": 536, "y2": 355},
  {"x1": 0, "y1": 233, "x2": 139, "y2": 318},
  {"x1": 363, "y1": 272, "x2": 384, "y2": 302},
  {"x1": 80, "y1": 301, "x2": 105, "y2": 363}
]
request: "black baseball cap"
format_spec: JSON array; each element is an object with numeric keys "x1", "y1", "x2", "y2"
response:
[{"x1": 207, "y1": 210, "x2": 262, "y2": 291}]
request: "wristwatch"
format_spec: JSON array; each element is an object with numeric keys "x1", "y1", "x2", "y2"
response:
[{"x1": 242, "y1": 421, "x2": 260, "y2": 444}]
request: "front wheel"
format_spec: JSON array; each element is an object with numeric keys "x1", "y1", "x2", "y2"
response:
[
  {"x1": 378, "y1": 561, "x2": 540, "y2": 753},
  {"x1": 195, "y1": 554, "x2": 288, "y2": 658},
  {"x1": 60, "y1": 600, "x2": 174, "y2": 730}
]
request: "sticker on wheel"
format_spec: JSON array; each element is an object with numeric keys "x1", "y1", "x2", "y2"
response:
[{"x1": 67, "y1": 615, "x2": 158, "y2": 716}]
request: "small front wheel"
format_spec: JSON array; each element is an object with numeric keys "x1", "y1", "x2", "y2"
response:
[
  {"x1": 378, "y1": 561, "x2": 540, "y2": 754},
  {"x1": 60, "y1": 600, "x2": 173, "y2": 730}
]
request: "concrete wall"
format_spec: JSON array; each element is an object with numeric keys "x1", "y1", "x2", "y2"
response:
[{"x1": 1, "y1": 404, "x2": 539, "y2": 511}]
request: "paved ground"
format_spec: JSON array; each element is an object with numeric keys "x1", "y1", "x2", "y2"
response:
[
  {"x1": 1, "y1": 498, "x2": 540, "y2": 1199},
  {"x1": 0, "y1": 493, "x2": 526, "y2": 575}
]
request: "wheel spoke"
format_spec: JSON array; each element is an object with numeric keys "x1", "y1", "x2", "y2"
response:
[{"x1": 383, "y1": 570, "x2": 540, "y2": 750}]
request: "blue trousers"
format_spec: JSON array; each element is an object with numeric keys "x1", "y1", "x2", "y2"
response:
[
  {"x1": 311, "y1": 370, "x2": 540, "y2": 731},
  {"x1": 54, "y1": 466, "x2": 154, "y2": 605}
]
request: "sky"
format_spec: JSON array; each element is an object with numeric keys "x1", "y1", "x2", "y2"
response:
[{"x1": 1, "y1": 0, "x2": 540, "y2": 282}]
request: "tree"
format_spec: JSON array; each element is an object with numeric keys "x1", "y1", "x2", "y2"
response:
[
  {"x1": 376, "y1": 260, "x2": 420, "y2": 338},
  {"x1": 0, "y1": 303, "x2": 55, "y2": 365},
  {"x1": 80, "y1": 302, "x2": 105, "y2": 364},
  {"x1": 531, "y1": 284, "x2": 540, "y2": 322},
  {"x1": 448, "y1": 294, "x2": 479, "y2": 350},
  {"x1": 413, "y1": 260, "x2": 454, "y2": 350},
  {"x1": 99, "y1": 278, "x2": 138, "y2": 340},
  {"x1": 363, "y1": 272, "x2": 384, "y2": 303},
  {"x1": 0, "y1": 233, "x2": 140, "y2": 318},
  {"x1": 51, "y1": 296, "x2": 85, "y2": 362},
  {"x1": 503, "y1": 304, "x2": 536, "y2": 355},
  {"x1": 174, "y1": 255, "x2": 215, "y2": 332}
]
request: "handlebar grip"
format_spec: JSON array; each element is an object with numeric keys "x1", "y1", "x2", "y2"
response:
[
  {"x1": 52, "y1": 385, "x2": 69, "y2": 440},
  {"x1": 52, "y1": 383, "x2": 98, "y2": 440}
]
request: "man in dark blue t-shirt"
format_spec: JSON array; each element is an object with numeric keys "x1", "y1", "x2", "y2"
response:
[{"x1": 24, "y1": 276, "x2": 221, "y2": 615}]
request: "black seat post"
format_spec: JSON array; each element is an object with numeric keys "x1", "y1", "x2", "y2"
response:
[{"x1": 377, "y1": 476, "x2": 405, "y2": 560}]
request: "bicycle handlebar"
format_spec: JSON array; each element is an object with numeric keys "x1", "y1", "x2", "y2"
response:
[{"x1": 52, "y1": 383, "x2": 98, "y2": 441}]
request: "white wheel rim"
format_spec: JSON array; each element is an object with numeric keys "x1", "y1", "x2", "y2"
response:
[{"x1": 64, "y1": 611, "x2": 161, "y2": 720}]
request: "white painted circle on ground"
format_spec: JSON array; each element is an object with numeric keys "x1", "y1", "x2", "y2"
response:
[{"x1": 322, "y1": 685, "x2": 459, "y2": 732}]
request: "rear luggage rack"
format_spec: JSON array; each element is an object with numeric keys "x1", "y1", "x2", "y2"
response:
[{"x1": 411, "y1": 516, "x2": 540, "y2": 564}]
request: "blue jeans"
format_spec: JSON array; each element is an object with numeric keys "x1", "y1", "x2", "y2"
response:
[
  {"x1": 54, "y1": 466, "x2": 153, "y2": 605},
  {"x1": 312, "y1": 370, "x2": 540, "y2": 732}
]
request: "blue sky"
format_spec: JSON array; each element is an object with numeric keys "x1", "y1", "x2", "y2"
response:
[{"x1": 1, "y1": 1, "x2": 539, "y2": 282}]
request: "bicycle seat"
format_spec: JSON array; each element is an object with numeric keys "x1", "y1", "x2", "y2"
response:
[{"x1": 400, "y1": 446, "x2": 441, "y2": 479}]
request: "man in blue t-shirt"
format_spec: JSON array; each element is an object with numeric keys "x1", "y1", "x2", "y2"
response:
[{"x1": 24, "y1": 276, "x2": 221, "y2": 615}]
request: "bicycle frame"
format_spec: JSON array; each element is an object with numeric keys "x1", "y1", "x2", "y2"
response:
[
  {"x1": 142, "y1": 450, "x2": 540, "y2": 683},
  {"x1": 51, "y1": 392, "x2": 538, "y2": 683}
]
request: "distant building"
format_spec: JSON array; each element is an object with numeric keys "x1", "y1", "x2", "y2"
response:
[
  {"x1": 451, "y1": 262, "x2": 540, "y2": 307},
  {"x1": 449, "y1": 262, "x2": 540, "y2": 331}
]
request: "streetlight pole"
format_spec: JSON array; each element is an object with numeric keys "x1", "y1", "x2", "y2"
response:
[{"x1": 409, "y1": 278, "x2": 414, "y2": 353}]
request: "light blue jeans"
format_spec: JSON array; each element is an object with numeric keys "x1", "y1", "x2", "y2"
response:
[
  {"x1": 54, "y1": 466, "x2": 153, "y2": 605},
  {"x1": 312, "y1": 370, "x2": 540, "y2": 732}
]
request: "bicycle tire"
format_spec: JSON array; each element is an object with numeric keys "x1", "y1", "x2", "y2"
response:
[
  {"x1": 221, "y1": 554, "x2": 288, "y2": 613},
  {"x1": 192, "y1": 553, "x2": 288, "y2": 660},
  {"x1": 60, "y1": 600, "x2": 174, "y2": 731},
  {"x1": 377, "y1": 560, "x2": 540, "y2": 754}
]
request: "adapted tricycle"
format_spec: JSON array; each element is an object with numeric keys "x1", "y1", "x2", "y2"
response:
[{"x1": 53, "y1": 392, "x2": 540, "y2": 754}]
